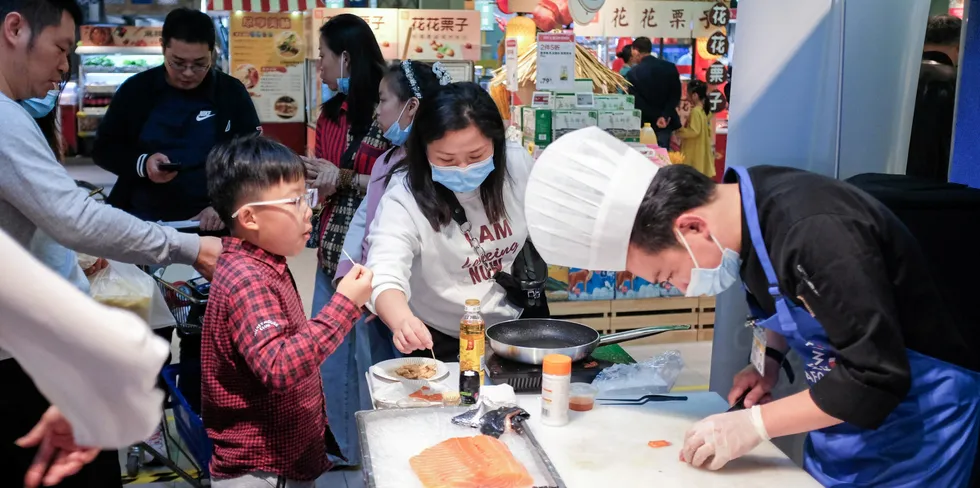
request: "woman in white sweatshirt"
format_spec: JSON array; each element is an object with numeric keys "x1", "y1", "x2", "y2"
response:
[{"x1": 366, "y1": 82, "x2": 535, "y2": 359}]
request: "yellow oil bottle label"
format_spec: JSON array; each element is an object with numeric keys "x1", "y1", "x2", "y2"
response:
[{"x1": 459, "y1": 333, "x2": 486, "y2": 385}]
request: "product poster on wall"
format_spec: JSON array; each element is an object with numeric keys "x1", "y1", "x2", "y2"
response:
[
  {"x1": 312, "y1": 8, "x2": 401, "y2": 59},
  {"x1": 536, "y1": 32, "x2": 576, "y2": 91},
  {"x1": 79, "y1": 25, "x2": 162, "y2": 47},
  {"x1": 398, "y1": 10, "x2": 482, "y2": 61},
  {"x1": 229, "y1": 11, "x2": 306, "y2": 123}
]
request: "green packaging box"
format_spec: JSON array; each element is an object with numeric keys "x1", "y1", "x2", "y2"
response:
[
  {"x1": 523, "y1": 107, "x2": 554, "y2": 147},
  {"x1": 553, "y1": 109, "x2": 599, "y2": 140},
  {"x1": 594, "y1": 94, "x2": 636, "y2": 111},
  {"x1": 599, "y1": 109, "x2": 642, "y2": 142}
]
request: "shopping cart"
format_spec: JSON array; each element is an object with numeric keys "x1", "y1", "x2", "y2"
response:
[
  {"x1": 125, "y1": 267, "x2": 210, "y2": 484},
  {"x1": 160, "y1": 363, "x2": 212, "y2": 487}
]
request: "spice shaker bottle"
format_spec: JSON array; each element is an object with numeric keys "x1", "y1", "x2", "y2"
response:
[{"x1": 541, "y1": 354, "x2": 571, "y2": 426}]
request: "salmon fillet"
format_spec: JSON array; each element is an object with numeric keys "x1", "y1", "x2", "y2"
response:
[{"x1": 409, "y1": 435, "x2": 534, "y2": 488}]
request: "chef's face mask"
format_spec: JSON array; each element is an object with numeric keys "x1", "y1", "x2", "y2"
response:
[
  {"x1": 676, "y1": 230, "x2": 740, "y2": 297},
  {"x1": 337, "y1": 52, "x2": 350, "y2": 94},
  {"x1": 430, "y1": 154, "x2": 494, "y2": 193}
]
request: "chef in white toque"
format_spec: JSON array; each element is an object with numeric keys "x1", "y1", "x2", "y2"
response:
[{"x1": 523, "y1": 126, "x2": 980, "y2": 486}]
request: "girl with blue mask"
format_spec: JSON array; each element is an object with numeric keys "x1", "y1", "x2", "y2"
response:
[
  {"x1": 377, "y1": 60, "x2": 447, "y2": 147},
  {"x1": 310, "y1": 13, "x2": 390, "y2": 469}
]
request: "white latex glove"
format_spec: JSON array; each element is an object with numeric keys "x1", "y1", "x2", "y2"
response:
[
  {"x1": 681, "y1": 405, "x2": 770, "y2": 471},
  {"x1": 302, "y1": 157, "x2": 339, "y2": 197}
]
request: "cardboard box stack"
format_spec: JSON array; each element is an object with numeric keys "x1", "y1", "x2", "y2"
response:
[{"x1": 509, "y1": 83, "x2": 641, "y2": 153}]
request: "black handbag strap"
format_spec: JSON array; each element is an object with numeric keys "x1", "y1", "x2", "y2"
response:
[
  {"x1": 339, "y1": 124, "x2": 369, "y2": 170},
  {"x1": 435, "y1": 184, "x2": 545, "y2": 285}
]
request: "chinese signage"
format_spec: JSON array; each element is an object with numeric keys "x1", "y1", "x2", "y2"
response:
[
  {"x1": 311, "y1": 8, "x2": 480, "y2": 61},
  {"x1": 573, "y1": 0, "x2": 730, "y2": 38},
  {"x1": 398, "y1": 10, "x2": 481, "y2": 61},
  {"x1": 313, "y1": 8, "x2": 400, "y2": 59},
  {"x1": 706, "y1": 61, "x2": 727, "y2": 85},
  {"x1": 707, "y1": 89, "x2": 726, "y2": 113},
  {"x1": 536, "y1": 32, "x2": 576, "y2": 91},
  {"x1": 229, "y1": 12, "x2": 306, "y2": 123},
  {"x1": 79, "y1": 25, "x2": 162, "y2": 47}
]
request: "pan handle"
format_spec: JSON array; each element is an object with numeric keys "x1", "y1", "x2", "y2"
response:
[{"x1": 597, "y1": 325, "x2": 692, "y2": 347}]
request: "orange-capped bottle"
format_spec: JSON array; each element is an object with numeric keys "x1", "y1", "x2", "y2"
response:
[{"x1": 541, "y1": 354, "x2": 572, "y2": 426}]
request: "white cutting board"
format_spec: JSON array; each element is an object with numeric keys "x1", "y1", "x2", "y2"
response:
[{"x1": 515, "y1": 392, "x2": 822, "y2": 488}]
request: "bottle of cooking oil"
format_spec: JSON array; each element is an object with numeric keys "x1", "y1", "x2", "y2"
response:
[
  {"x1": 459, "y1": 298, "x2": 486, "y2": 402},
  {"x1": 640, "y1": 122, "x2": 657, "y2": 145}
]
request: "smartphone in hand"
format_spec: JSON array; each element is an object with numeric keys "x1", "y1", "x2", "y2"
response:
[{"x1": 158, "y1": 162, "x2": 182, "y2": 172}]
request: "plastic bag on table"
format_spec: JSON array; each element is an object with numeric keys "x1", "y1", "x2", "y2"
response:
[
  {"x1": 451, "y1": 384, "x2": 527, "y2": 436},
  {"x1": 591, "y1": 350, "x2": 684, "y2": 396},
  {"x1": 88, "y1": 261, "x2": 176, "y2": 329}
]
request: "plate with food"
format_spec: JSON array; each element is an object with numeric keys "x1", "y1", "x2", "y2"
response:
[
  {"x1": 371, "y1": 357, "x2": 450, "y2": 384},
  {"x1": 373, "y1": 382, "x2": 460, "y2": 409},
  {"x1": 233, "y1": 63, "x2": 259, "y2": 90},
  {"x1": 275, "y1": 30, "x2": 302, "y2": 59},
  {"x1": 273, "y1": 96, "x2": 298, "y2": 119}
]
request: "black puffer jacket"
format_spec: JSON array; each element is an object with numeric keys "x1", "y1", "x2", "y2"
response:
[{"x1": 906, "y1": 51, "x2": 957, "y2": 183}]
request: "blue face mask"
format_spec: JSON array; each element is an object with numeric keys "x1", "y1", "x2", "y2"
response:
[
  {"x1": 322, "y1": 83, "x2": 336, "y2": 103},
  {"x1": 21, "y1": 89, "x2": 60, "y2": 118},
  {"x1": 336, "y1": 54, "x2": 350, "y2": 94},
  {"x1": 430, "y1": 154, "x2": 494, "y2": 193},
  {"x1": 383, "y1": 102, "x2": 413, "y2": 146},
  {"x1": 677, "y1": 231, "x2": 740, "y2": 297}
]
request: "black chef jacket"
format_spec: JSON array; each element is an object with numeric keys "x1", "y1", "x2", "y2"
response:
[{"x1": 726, "y1": 166, "x2": 977, "y2": 430}]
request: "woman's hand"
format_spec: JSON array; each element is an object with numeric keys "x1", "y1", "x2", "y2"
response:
[
  {"x1": 392, "y1": 315, "x2": 434, "y2": 354},
  {"x1": 302, "y1": 157, "x2": 339, "y2": 197}
]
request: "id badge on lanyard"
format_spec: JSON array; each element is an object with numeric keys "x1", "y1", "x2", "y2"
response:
[{"x1": 750, "y1": 323, "x2": 767, "y2": 376}]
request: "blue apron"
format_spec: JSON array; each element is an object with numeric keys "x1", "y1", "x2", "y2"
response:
[{"x1": 732, "y1": 166, "x2": 980, "y2": 487}]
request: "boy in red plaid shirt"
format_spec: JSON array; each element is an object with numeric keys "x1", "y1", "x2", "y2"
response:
[{"x1": 201, "y1": 135, "x2": 373, "y2": 488}]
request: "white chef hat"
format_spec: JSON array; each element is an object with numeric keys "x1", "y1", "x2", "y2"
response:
[{"x1": 525, "y1": 127, "x2": 659, "y2": 271}]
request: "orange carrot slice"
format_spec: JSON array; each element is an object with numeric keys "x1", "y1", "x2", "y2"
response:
[{"x1": 648, "y1": 440, "x2": 672, "y2": 448}]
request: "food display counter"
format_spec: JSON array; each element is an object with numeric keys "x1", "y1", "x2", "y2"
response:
[{"x1": 75, "y1": 26, "x2": 164, "y2": 140}]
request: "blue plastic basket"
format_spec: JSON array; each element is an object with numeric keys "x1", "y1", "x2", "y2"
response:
[{"x1": 161, "y1": 364, "x2": 212, "y2": 477}]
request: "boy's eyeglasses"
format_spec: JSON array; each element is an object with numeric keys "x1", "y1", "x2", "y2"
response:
[{"x1": 231, "y1": 188, "x2": 317, "y2": 218}]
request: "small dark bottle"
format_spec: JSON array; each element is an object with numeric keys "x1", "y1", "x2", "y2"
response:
[{"x1": 459, "y1": 369, "x2": 480, "y2": 405}]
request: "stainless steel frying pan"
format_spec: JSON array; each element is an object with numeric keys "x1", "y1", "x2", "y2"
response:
[{"x1": 486, "y1": 318, "x2": 691, "y2": 365}]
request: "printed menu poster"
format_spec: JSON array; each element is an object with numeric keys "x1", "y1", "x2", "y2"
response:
[
  {"x1": 398, "y1": 10, "x2": 482, "y2": 61},
  {"x1": 312, "y1": 8, "x2": 401, "y2": 60},
  {"x1": 229, "y1": 11, "x2": 305, "y2": 123}
]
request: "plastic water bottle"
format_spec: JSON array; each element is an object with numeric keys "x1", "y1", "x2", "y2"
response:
[{"x1": 640, "y1": 122, "x2": 657, "y2": 145}]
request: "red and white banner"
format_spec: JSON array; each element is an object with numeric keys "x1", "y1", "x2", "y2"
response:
[{"x1": 207, "y1": 0, "x2": 325, "y2": 12}]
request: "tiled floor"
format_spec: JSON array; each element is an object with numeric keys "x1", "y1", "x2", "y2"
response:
[{"x1": 64, "y1": 164, "x2": 713, "y2": 487}]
